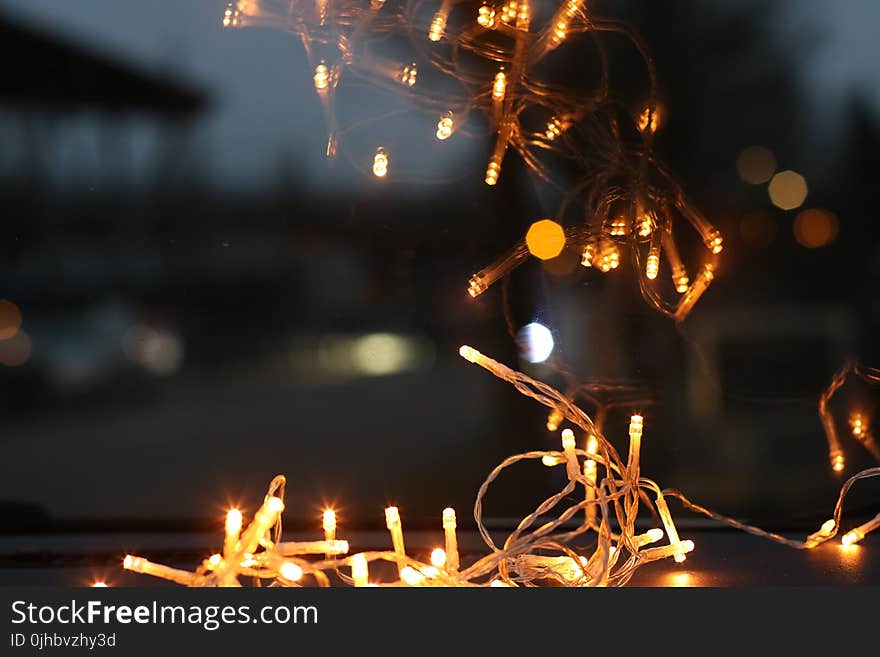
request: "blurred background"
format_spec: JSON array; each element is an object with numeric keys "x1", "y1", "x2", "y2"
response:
[{"x1": 0, "y1": 0, "x2": 879, "y2": 554}]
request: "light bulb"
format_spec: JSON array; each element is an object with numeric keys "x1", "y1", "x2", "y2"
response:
[
  {"x1": 436, "y1": 112, "x2": 454, "y2": 141},
  {"x1": 429, "y1": 13, "x2": 446, "y2": 41},
  {"x1": 280, "y1": 561, "x2": 303, "y2": 582},
  {"x1": 477, "y1": 4, "x2": 496, "y2": 28},
  {"x1": 314, "y1": 62, "x2": 330, "y2": 91},
  {"x1": 400, "y1": 566, "x2": 425, "y2": 586},
  {"x1": 351, "y1": 553, "x2": 369, "y2": 587},
  {"x1": 442, "y1": 507, "x2": 460, "y2": 571},
  {"x1": 431, "y1": 548, "x2": 447, "y2": 568},
  {"x1": 485, "y1": 159, "x2": 501, "y2": 186},
  {"x1": 492, "y1": 71, "x2": 506, "y2": 100},
  {"x1": 400, "y1": 62, "x2": 417, "y2": 87},
  {"x1": 373, "y1": 147, "x2": 388, "y2": 178}
]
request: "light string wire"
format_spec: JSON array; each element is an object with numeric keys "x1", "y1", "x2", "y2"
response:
[
  {"x1": 222, "y1": 0, "x2": 723, "y2": 320},
  {"x1": 120, "y1": 347, "x2": 879, "y2": 588}
]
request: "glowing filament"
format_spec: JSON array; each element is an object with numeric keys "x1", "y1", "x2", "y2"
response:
[
  {"x1": 314, "y1": 62, "x2": 330, "y2": 92},
  {"x1": 478, "y1": 4, "x2": 496, "y2": 27},
  {"x1": 492, "y1": 71, "x2": 507, "y2": 100},
  {"x1": 373, "y1": 147, "x2": 388, "y2": 178},
  {"x1": 841, "y1": 512, "x2": 880, "y2": 546},
  {"x1": 581, "y1": 242, "x2": 596, "y2": 268},
  {"x1": 442, "y1": 507, "x2": 460, "y2": 571},
  {"x1": 400, "y1": 63, "x2": 418, "y2": 87},
  {"x1": 436, "y1": 112, "x2": 454, "y2": 141},
  {"x1": 351, "y1": 553, "x2": 369, "y2": 587}
]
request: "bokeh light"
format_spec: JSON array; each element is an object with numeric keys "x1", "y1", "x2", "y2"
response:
[
  {"x1": 525, "y1": 220, "x2": 566, "y2": 260},
  {"x1": 0, "y1": 299, "x2": 22, "y2": 341},
  {"x1": 0, "y1": 330, "x2": 31, "y2": 367},
  {"x1": 768, "y1": 170, "x2": 808, "y2": 210},
  {"x1": 737, "y1": 145, "x2": 777, "y2": 184},
  {"x1": 516, "y1": 322, "x2": 555, "y2": 364},
  {"x1": 739, "y1": 209, "x2": 777, "y2": 248},
  {"x1": 793, "y1": 209, "x2": 839, "y2": 249}
]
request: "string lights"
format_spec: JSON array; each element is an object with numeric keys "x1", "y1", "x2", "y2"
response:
[
  {"x1": 118, "y1": 346, "x2": 880, "y2": 588},
  {"x1": 219, "y1": 0, "x2": 723, "y2": 320},
  {"x1": 112, "y1": 2, "x2": 880, "y2": 589}
]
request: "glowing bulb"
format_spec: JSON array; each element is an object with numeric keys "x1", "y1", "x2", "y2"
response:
[
  {"x1": 561, "y1": 428, "x2": 576, "y2": 451},
  {"x1": 638, "y1": 106, "x2": 661, "y2": 133},
  {"x1": 429, "y1": 13, "x2": 446, "y2": 41},
  {"x1": 492, "y1": 71, "x2": 506, "y2": 100},
  {"x1": 431, "y1": 548, "x2": 447, "y2": 568},
  {"x1": 542, "y1": 454, "x2": 565, "y2": 466},
  {"x1": 586, "y1": 434, "x2": 598, "y2": 455},
  {"x1": 841, "y1": 512, "x2": 880, "y2": 547},
  {"x1": 806, "y1": 518, "x2": 837, "y2": 548},
  {"x1": 706, "y1": 229, "x2": 724, "y2": 254},
  {"x1": 351, "y1": 553, "x2": 369, "y2": 587},
  {"x1": 850, "y1": 415, "x2": 865, "y2": 438},
  {"x1": 207, "y1": 553, "x2": 222, "y2": 568},
  {"x1": 225, "y1": 508, "x2": 242, "y2": 535},
  {"x1": 546, "y1": 407, "x2": 564, "y2": 432},
  {"x1": 91, "y1": 582, "x2": 108, "y2": 588},
  {"x1": 545, "y1": 118, "x2": 563, "y2": 141},
  {"x1": 436, "y1": 112, "x2": 454, "y2": 141},
  {"x1": 609, "y1": 216, "x2": 628, "y2": 236},
  {"x1": 400, "y1": 566, "x2": 425, "y2": 586},
  {"x1": 581, "y1": 243, "x2": 595, "y2": 268},
  {"x1": 646, "y1": 254, "x2": 660, "y2": 280},
  {"x1": 314, "y1": 62, "x2": 330, "y2": 92},
  {"x1": 516, "y1": 322, "x2": 555, "y2": 364},
  {"x1": 373, "y1": 147, "x2": 388, "y2": 178},
  {"x1": 459, "y1": 345, "x2": 482, "y2": 363},
  {"x1": 267, "y1": 497, "x2": 284, "y2": 513},
  {"x1": 400, "y1": 62, "x2": 417, "y2": 87},
  {"x1": 442, "y1": 507, "x2": 460, "y2": 571},
  {"x1": 485, "y1": 158, "x2": 501, "y2": 185},
  {"x1": 222, "y1": 3, "x2": 240, "y2": 28},
  {"x1": 636, "y1": 528, "x2": 665, "y2": 548},
  {"x1": 280, "y1": 561, "x2": 303, "y2": 582},
  {"x1": 322, "y1": 509, "x2": 336, "y2": 534},
  {"x1": 830, "y1": 450, "x2": 845, "y2": 473},
  {"x1": 385, "y1": 506, "x2": 406, "y2": 575},
  {"x1": 123, "y1": 555, "x2": 136, "y2": 570},
  {"x1": 477, "y1": 4, "x2": 496, "y2": 28}
]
